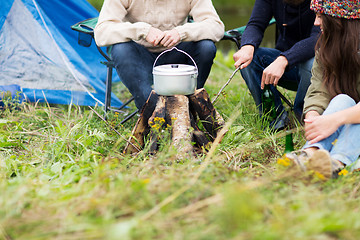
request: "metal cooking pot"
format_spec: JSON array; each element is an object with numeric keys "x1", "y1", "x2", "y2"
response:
[{"x1": 153, "y1": 47, "x2": 198, "y2": 96}]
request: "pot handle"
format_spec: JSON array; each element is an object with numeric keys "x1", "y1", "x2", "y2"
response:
[{"x1": 153, "y1": 47, "x2": 198, "y2": 72}]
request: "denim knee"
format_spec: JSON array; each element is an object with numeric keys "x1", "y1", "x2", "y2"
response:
[
  {"x1": 191, "y1": 40, "x2": 216, "y2": 88},
  {"x1": 111, "y1": 42, "x2": 139, "y2": 63},
  {"x1": 196, "y1": 40, "x2": 216, "y2": 60},
  {"x1": 331, "y1": 94, "x2": 356, "y2": 107},
  {"x1": 324, "y1": 94, "x2": 356, "y2": 115},
  {"x1": 240, "y1": 64, "x2": 253, "y2": 84},
  {"x1": 110, "y1": 42, "x2": 154, "y2": 109}
]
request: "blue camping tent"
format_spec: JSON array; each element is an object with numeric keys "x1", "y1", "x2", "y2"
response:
[{"x1": 0, "y1": 0, "x2": 122, "y2": 107}]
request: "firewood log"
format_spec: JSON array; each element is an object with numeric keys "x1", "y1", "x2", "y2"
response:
[
  {"x1": 166, "y1": 95, "x2": 193, "y2": 157},
  {"x1": 124, "y1": 91, "x2": 158, "y2": 154}
]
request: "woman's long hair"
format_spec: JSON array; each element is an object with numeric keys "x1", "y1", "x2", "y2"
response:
[{"x1": 316, "y1": 14, "x2": 360, "y2": 102}]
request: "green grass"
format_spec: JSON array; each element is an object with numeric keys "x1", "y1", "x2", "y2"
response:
[{"x1": 1, "y1": 50, "x2": 360, "y2": 240}]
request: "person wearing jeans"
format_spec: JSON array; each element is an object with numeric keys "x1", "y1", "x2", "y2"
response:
[
  {"x1": 94, "y1": 0, "x2": 224, "y2": 109},
  {"x1": 282, "y1": 0, "x2": 360, "y2": 180},
  {"x1": 233, "y1": 0, "x2": 320, "y2": 130},
  {"x1": 240, "y1": 47, "x2": 314, "y2": 124},
  {"x1": 110, "y1": 40, "x2": 216, "y2": 109},
  {"x1": 302, "y1": 94, "x2": 360, "y2": 167}
]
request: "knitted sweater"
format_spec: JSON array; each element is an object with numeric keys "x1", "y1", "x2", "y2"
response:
[
  {"x1": 94, "y1": 0, "x2": 224, "y2": 52},
  {"x1": 241, "y1": 0, "x2": 321, "y2": 69}
]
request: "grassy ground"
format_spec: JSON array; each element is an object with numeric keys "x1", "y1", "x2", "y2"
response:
[{"x1": 1, "y1": 49, "x2": 360, "y2": 240}]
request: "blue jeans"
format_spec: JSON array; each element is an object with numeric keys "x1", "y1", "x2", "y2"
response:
[
  {"x1": 303, "y1": 94, "x2": 360, "y2": 166},
  {"x1": 111, "y1": 40, "x2": 217, "y2": 109},
  {"x1": 240, "y1": 47, "x2": 314, "y2": 121}
]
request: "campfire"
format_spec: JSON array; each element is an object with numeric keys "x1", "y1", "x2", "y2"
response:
[{"x1": 124, "y1": 88, "x2": 225, "y2": 156}]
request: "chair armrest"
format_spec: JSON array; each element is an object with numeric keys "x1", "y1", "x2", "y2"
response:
[
  {"x1": 71, "y1": 17, "x2": 111, "y2": 60},
  {"x1": 71, "y1": 17, "x2": 98, "y2": 35},
  {"x1": 71, "y1": 17, "x2": 98, "y2": 47}
]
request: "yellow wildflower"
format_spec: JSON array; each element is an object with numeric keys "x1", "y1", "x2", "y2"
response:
[
  {"x1": 154, "y1": 117, "x2": 165, "y2": 123},
  {"x1": 151, "y1": 123, "x2": 161, "y2": 130},
  {"x1": 277, "y1": 156, "x2": 291, "y2": 167},
  {"x1": 338, "y1": 169, "x2": 348, "y2": 176}
]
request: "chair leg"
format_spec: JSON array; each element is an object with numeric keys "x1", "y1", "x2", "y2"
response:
[
  {"x1": 277, "y1": 89, "x2": 294, "y2": 110},
  {"x1": 118, "y1": 96, "x2": 135, "y2": 111},
  {"x1": 104, "y1": 63, "x2": 113, "y2": 119},
  {"x1": 103, "y1": 59, "x2": 137, "y2": 123},
  {"x1": 120, "y1": 109, "x2": 139, "y2": 125}
]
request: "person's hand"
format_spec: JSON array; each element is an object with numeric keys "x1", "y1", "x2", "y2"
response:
[
  {"x1": 233, "y1": 45, "x2": 255, "y2": 69},
  {"x1": 146, "y1": 27, "x2": 165, "y2": 46},
  {"x1": 304, "y1": 110, "x2": 320, "y2": 136},
  {"x1": 261, "y1": 56, "x2": 288, "y2": 89},
  {"x1": 304, "y1": 112, "x2": 340, "y2": 144},
  {"x1": 160, "y1": 29, "x2": 180, "y2": 48}
]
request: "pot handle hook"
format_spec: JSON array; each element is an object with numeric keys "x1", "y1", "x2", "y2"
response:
[{"x1": 152, "y1": 47, "x2": 198, "y2": 72}]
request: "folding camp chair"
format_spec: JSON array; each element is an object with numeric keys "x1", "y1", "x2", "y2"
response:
[
  {"x1": 71, "y1": 17, "x2": 139, "y2": 123},
  {"x1": 221, "y1": 18, "x2": 294, "y2": 110}
]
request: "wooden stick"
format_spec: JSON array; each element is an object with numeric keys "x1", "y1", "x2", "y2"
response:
[{"x1": 89, "y1": 106, "x2": 141, "y2": 152}]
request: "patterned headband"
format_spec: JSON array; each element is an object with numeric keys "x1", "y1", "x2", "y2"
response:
[{"x1": 310, "y1": 0, "x2": 359, "y2": 19}]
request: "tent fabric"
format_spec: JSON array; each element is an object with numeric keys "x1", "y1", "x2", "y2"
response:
[
  {"x1": 0, "y1": 0, "x2": 122, "y2": 107},
  {"x1": 0, "y1": 85, "x2": 24, "y2": 109}
]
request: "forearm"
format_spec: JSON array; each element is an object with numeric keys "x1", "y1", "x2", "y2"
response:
[
  {"x1": 175, "y1": 19, "x2": 224, "y2": 42},
  {"x1": 334, "y1": 104, "x2": 360, "y2": 125},
  {"x1": 305, "y1": 104, "x2": 360, "y2": 139},
  {"x1": 95, "y1": 22, "x2": 151, "y2": 46},
  {"x1": 94, "y1": 0, "x2": 152, "y2": 46}
]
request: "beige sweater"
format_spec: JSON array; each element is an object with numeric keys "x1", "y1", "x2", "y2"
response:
[{"x1": 94, "y1": 0, "x2": 224, "y2": 52}]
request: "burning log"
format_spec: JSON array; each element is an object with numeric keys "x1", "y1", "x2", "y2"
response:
[{"x1": 124, "y1": 88, "x2": 225, "y2": 156}]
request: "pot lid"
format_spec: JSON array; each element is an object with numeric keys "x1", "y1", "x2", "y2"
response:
[{"x1": 153, "y1": 64, "x2": 197, "y2": 75}]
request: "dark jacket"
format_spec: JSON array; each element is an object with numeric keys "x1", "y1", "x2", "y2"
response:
[{"x1": 241, "y1": 0, "x2": 321, "y2": 68}]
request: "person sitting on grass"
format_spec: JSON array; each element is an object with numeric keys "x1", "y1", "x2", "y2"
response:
[
  {"x1": 94, "y1": 0, "x2": 224, "y2": 110},
  {"x1": 282, "y1": 0, "x2": 360, "y2": 180}
]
